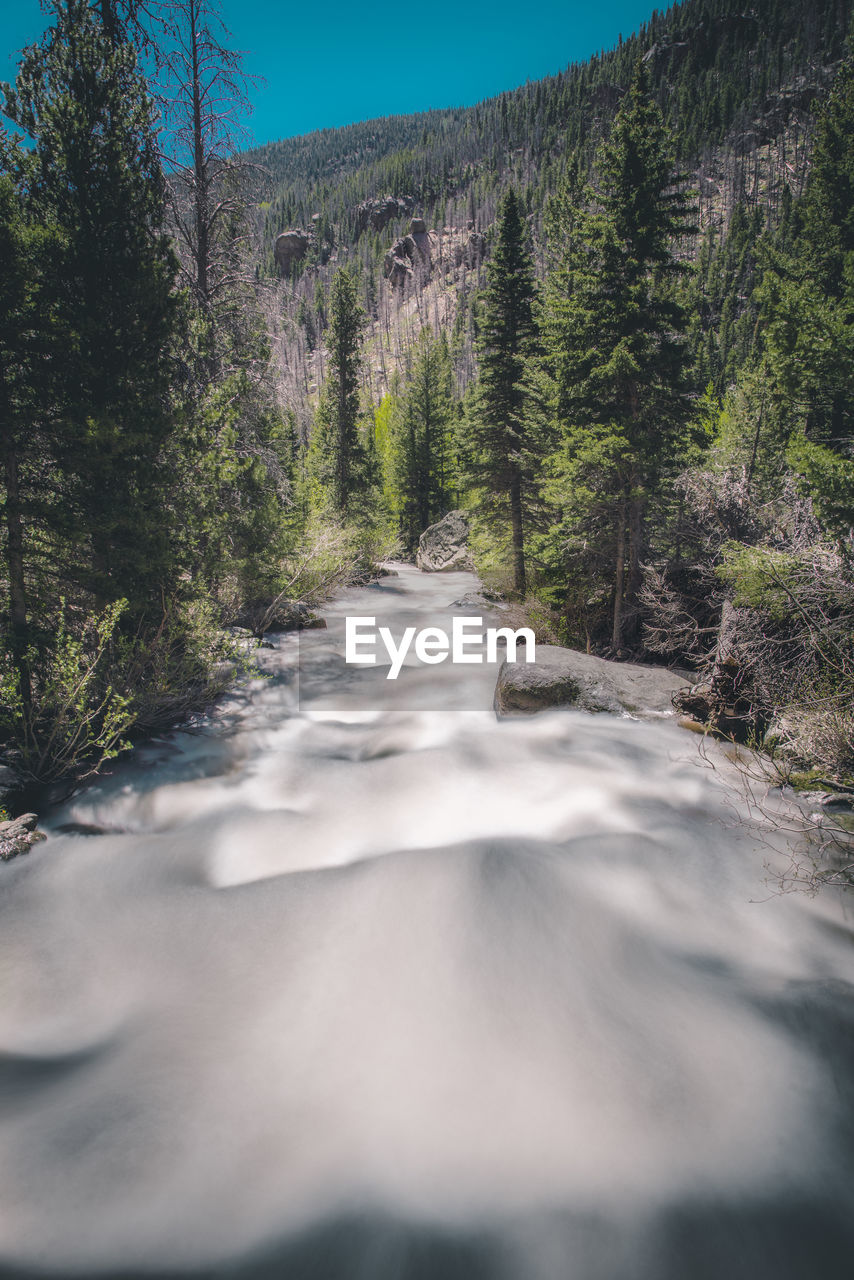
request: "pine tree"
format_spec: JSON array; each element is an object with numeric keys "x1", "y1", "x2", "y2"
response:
[
  {"x1": 466, "y1": 188, "x2": 539, "y2": 595},
  {"x1": 3, "y1": 0, "x2": 181, "y2": 609},
  {"x1": 544, "y1": 58, "x2": 695, "y2": 648},
  {"x1": 309, "y1": 267, "x2": 367, "y2": 513},
  {"x1": 0, "y1": 146, "x2": 64, "y2": 704},
  {"x1": 759, "y1": 47, "x2": 854, "y2": 542},
  {"x1": 386, "y1": 329, "x2": 455, "y2": 552}
]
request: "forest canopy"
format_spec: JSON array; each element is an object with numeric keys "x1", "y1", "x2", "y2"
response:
[{"x1": 1, "y1": 0, "x2": 853, "y2": 791}]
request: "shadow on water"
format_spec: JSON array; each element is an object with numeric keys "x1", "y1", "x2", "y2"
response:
[{"x1": 1, "y1": 1204, "x2": 854, "y2": 1280}]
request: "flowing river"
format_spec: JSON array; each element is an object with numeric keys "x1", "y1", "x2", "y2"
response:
[{"x1": 1, "y1": 565, "x2": 853, "y2": 1279}]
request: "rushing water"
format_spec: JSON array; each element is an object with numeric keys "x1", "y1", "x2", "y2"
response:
[{"x1": 1, "y1": 565, "x2": 853, "y2": 1279}]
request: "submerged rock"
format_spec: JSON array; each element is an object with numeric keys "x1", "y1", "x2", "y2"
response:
[
  {"x1": 450, "y1": 590, "x2": 508, "y2": 611},
  {"x1": 416, "y1": 511, "x2": 473, "y2": 573},
  {"x1": 494, "y1": 645, "x2": 689, "y2": 719}
]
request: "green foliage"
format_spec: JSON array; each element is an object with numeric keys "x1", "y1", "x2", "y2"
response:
[
  {"x1": 380, "y1": 329, "x2": 456, "y2": 552},
  {"x1": 718, "y1": 545, "x2": 810, "y2": 617},
  {"x1": 756, "y1": 44, "x2": 854, "y2": 544},
  {"x1": 787, "y1": 437, "x2": 854, "y2": 543},
  {"x1": 0, "y1": 601, "x2": 134, "y2": 784},
  {"x1": 543, "y1": 58, "x2": 696, "y2": 646},
  {"x1": 249, "y1": 0, "x2": 851, "y2": 277},
  {"x1": 465, "y1": 188, "x2": 542, "y2": 594},
  {"x1": 307, "y1": 268, "x2": 370, "y2": 514},
  {"x1": 0, "y1": 1, "x2": 300, "y2": 789},
  {"x1": 710, "y1": 360, "x2": 791, "y2": 497},
  {"x1": 111, "y1": 597, "x2": 248, "y2": 733},
  {"x1": 716, "y1": 543, "x2": 854, "y2": 779},
  {"x1": 3, "y1": 0, "x2": 182, "y2": 611}
]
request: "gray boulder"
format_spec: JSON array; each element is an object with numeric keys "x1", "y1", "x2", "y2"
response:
[
  {"x1": 820, "y1": 793, "x2": 854, "y2": 813},
  {"x1": 0, "y1": 813, "x2": 45, "y2": 862},
  {"x1": 416, "y1": 511, "x2": 473, "y2": 572},
  {"x1": 494, "y1": 645, "x2": 689, "y2": 718},
  {"x1": 450, "y1": 590, "x2": 508, "y2": 611},
  {"x1": 274, "y1": 229, "x2": 311, "y2": 273},
  {"x1": 0, "y1": 764, "x2": 21, "y2": 805}
]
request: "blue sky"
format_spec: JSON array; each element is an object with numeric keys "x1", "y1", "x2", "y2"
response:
[{"x1": 2, "y1": 1, "x2": 666, "y2": 146}]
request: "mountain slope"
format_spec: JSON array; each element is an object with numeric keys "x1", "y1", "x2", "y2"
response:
[{"x1": 250, "y1": 0, "x2": 853, "y2": 420}]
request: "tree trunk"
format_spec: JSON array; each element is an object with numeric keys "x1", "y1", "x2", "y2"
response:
[
  {"x1": 612, "y1": 493, "x2": 627, "y2": 651},
  {"x1": 190, "y1": 0, "x2": 209, "y2": 309},
  {"x1": 2, "y1": 420, "x2": 32, "y2": 709},
  {"x1": 627, "y1": 477, "x2": 644, "y2": 642},
  {"x1": 509, "y1": 463, "x2": 526, "y2": 596},
  {"x1": 746, "y1": 386, "x2": 765, "y2": 493},
  {"x1": 336, "y1": 342, "x2": 349, "y2": 514}
]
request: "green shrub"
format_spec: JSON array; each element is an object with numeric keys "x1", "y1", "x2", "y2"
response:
[{"x1": 0, "y1": 601, "x2": 134, "y2": 784}]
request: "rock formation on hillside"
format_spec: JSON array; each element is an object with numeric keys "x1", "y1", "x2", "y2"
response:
[
  {"x1": 274, "y1": 229, "x2": 311, "y2": 273},
  {"x1": 384, "y1": 217, "x2": 438, "y2": 288},
  {"x1": 354, "y1": 195, "x2": 415, "y2": 236}
]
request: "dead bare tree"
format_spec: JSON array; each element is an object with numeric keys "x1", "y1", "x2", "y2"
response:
[
  {"x1": 154, "y1": 0, "x2": 259, "y2": 313},
  {"x1": 696, "y1": 735, "x2": 854, "y2": 897}
]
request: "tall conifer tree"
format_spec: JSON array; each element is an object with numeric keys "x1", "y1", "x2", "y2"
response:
[
  {"x1": 308, "y1": 268, "x2": 367, "y2": 514},
  {"x1": 467, "y1": 188, "x2": 539, "y2": 595},
  {"x1": 388, "y1": 329, "x2": 454, "y2": 552},
  {"x1": 760, "y1": 47, "x2": 854, "y2": 541},
  {"x1": 545, "y1": 58, "x2": 695, "y2": 647},
  {"x1": 3, "y1": 0, "x2": 180, "y2": 608}
]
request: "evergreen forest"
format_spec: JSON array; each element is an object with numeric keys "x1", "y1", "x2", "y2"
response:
[{"x1": 2, "y1": 0, "x2": 854, "y2": 795}]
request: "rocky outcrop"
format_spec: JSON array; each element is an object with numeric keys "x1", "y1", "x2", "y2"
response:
[
  {"x1": 383, "y1": 237, "x2": 414, "y2": 288},
  {"x1": 0, "y1": 813, "x2": 45, "y2": 862},
  {"x1": 494, "y1": 645, "x2": 689, "y2": 719},
  {"x1": 642, "y1": 39, "x2": 690, "y2": 67},
  {"x1": 274, "y1": 229, "x2": 311, "y2": 273},
  {"x1": 453, "y1": 229, "x2": 485, "y2": 269},
  {"x1": 416, "y1": 511, "x2": 473, "y2": 572},
  {"x1": 354, "y1": 195, "x2": 414, "y2": 236},
  {"x1": 381, "y1": 221, "x2": 481, "y2": 290},
  {"x1": 383, "y1": 219, "x2": 437, "y2": 289}
]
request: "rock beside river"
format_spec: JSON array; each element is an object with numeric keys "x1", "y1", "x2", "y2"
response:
[
  {"x1": 0, "y1": 764, "x2": 21, "y2": 809},
  {"x1": 494, "y1": 645, "x2": 690, "y2": 719},
  {"x1": 0, "y1": 813, "x2": 46, "y2": 862},
  {"x1": 416, "y1": 510, "x2": 473, "y2": 572}
]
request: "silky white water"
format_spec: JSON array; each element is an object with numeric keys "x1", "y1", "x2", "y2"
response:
[{"x1": 1, "y1": 565, "x2": 853, "y2": 1279}]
